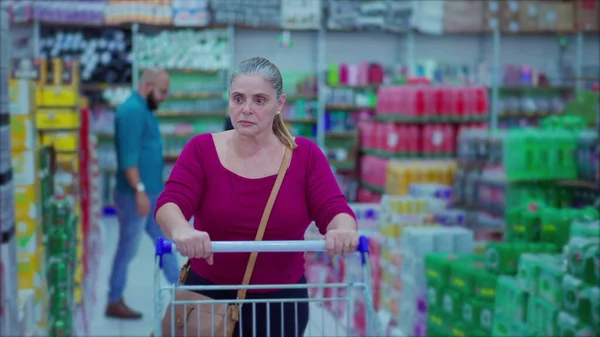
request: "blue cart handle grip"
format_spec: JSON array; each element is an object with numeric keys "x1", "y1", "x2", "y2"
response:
[{"x1": 155, "y1": 236, "x2": 370, "y2": 265}]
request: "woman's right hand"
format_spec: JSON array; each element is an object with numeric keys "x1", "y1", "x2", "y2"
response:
[{"x1": 171, "y1": 227, "x2": 214, "y2": 265}]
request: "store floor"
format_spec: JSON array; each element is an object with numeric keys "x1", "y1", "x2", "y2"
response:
[{"x1": 89, "y1": 217, "x2": 347, "y2": 337}]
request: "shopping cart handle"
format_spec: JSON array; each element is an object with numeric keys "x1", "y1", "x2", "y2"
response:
[{"x1": 156, "y1": 236, "x2": 370, "y2": 257}]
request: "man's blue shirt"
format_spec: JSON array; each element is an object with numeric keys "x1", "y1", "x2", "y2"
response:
[{"x1": 114, "y1": 91, "x2": 164, "y2": 194}]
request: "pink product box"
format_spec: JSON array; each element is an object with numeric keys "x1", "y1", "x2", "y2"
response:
[{"x1": 360, "y1": 155, "x2": 388, "y2": 188}]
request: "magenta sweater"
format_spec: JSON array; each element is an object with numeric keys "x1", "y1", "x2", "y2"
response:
[{"x1": 155, "y1": 134, "x2": 355, "y2": 288}]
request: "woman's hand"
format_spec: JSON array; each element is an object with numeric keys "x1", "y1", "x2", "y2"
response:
[
  {"x1": 324, "y1": 228, "x2": 359, "y2": 256},
  {"x1": 172, "y1": 227, "x2": 214, "y2": 265}
]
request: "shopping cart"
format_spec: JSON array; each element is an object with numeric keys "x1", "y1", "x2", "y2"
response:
[{"x1": 154, "y1": 236, "x2": 384, "y2": 337}]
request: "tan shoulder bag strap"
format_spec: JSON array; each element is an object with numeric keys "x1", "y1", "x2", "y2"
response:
[{"x1": 235, "y1": 146, "x2": 292, "y2": 303}]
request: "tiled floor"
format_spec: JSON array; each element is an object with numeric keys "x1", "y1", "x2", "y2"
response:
[{"x1": 88, "y1": 217, "x2": 347, "y2": 337}]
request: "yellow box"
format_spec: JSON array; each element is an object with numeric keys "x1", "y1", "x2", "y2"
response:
[
  {"x1": 10, "y1": 115, "x2": 37, "y2": 152},
  {"x1": 36, "y1": 108, "x2": 80, "y2": 130},
  {"x1": 75, "y1": 264, "x2": 83, "y2": 284},
  {"x1": 12, "y1": 150, "x2": 39, "y2": 186},
  {"x1": 36, "y1": 85, "x2": 78, "y2": 107},
  {"x1": 14, "y1": 185, "x2": 40, "y2": 220},
  {"x1": 74, "y1": 284, "x2": 82, "y2": 304},
  {"x1": 16, "y1": 217, "x2": 42, "y2": 254},
  {"x1": 17, "y1": 253, "x2": 41, "y2": 290},
  {"x1": 40, "y1": 131, "x2": 79, "y2": 152}
]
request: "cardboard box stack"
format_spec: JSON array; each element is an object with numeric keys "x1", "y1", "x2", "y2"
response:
[
  {"x1": 482, "y1": 0, "x2": 584, "y2": 34},
  {"x1": 443, "y1": 1, "x2": 485, "y2": 33},
  {"x1": 575, "y1": 0, "x2": 600, "y2": 32}
]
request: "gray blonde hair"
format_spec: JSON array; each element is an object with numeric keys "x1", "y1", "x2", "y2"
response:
[{"x1": 230, "y1": 57, "x2": 297, "y2": 149}]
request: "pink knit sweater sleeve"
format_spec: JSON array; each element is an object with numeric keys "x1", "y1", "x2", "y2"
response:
[
  {"x1": 155, "y1": 135, "x2": 205, "y2": 221},
  {"x1": 303, "y1": 140, "x2": 356, "y2": 234}
]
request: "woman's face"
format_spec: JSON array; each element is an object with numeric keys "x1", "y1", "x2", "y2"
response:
[{"x1": 228, "y1": 74, "x2": 285, "y2": 137}]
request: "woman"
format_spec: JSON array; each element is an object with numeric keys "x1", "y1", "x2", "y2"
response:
[{"x1": 154, "y1": 57, "x2": 358, "y2": 337}]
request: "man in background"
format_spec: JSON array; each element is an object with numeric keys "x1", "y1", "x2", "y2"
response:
[{"x1": 108, "y1": 69, "x2": 179, "y2": 319}]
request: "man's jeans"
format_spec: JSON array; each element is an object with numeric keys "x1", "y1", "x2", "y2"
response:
[{"x1": 108, "y1": 192, "x2": 180, "y2": 303}]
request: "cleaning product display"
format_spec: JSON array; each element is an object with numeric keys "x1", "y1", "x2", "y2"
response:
[
  {"x1": 282, "y1": 73, "x2": 318, "y2": 140},
  {"x1": 327, "y1": 62, "x2": 385, "y2": 88},
  {"x1": 6, "y1": 60, "x2": 103, "y2": 336},
  {"x1": 135, "y1": 29, "x2": 230, "y2": 71},
  {"x1": 375, "y1": 85, "x2": 489, "y2": 121},
  {"x1": 326, "y1": 0, "x2": 412, "y2": 32},
  {"x1": 358, "y1": 158, "x2": 456, "y2": 202},
  {"x1": 211, "y1": 0, "x2": 281, "y2": 27},
  {"x1": 490, "y1": 205, "x2": 599, "y2": 337},
  {"x1": 171, "y1": 0, "x2": 211, "y2": 27},
  {"x1": 39, "y1": 28, "x2": 132, "y2": 83},
  {"x1": 304, "y1": 185, "x2": 480, "y2": 336},
  {"x1": 13, "y1": 0, "x2": 107, "y2": 25},
  {"x1": 1, "y1": 8, "x2": 21, "y2": 335},
  {"x1": 281, "y1": 0, "x2": 322, "y2": 29},
  {"x1": 104, "y1": 0, "x2": 172, "y2": 26}
]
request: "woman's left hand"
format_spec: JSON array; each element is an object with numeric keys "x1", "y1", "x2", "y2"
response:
[{"x1": 324, "y1": 229, "x2": 359, "y2": 256}]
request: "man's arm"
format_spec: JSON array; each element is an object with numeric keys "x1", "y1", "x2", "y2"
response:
[{"x1": 116, "y1": 108, "x2": 145, "y2": 190}]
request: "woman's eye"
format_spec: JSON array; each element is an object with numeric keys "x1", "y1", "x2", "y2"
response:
[
  {"x1": 256, "y1": 99, "x2": 265, "y2": 104},
  {"x1": 234, "y1": 97, "x2": 242, "y2": 103}
]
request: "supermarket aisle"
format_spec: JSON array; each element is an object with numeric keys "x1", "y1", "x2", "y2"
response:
[
  {"x1": 89, "y1": 217, "x2": 345, "y2": 337},
  {"x1": 89, "y1": 216, "x2": 172, "y2": 336}
]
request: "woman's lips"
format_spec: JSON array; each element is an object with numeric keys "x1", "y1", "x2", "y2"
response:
[{"x1": 238, "y1": 121, "x2": 255, "y2": 127}]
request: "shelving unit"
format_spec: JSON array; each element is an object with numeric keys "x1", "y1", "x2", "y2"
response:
[{"x1": 7, "y1": 2, "x2": 596, "y2": 208}]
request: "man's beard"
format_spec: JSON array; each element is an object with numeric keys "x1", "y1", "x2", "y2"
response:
[{"x1": 146, "y1": 92, "x2": 159, "y2": 111}]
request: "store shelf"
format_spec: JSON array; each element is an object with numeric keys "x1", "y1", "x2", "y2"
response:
[
  {"x1": 326, "y1": 105, "x2": 375, "y2": 111},
  {"x1": 155, "y1": 111, "x2": 226, "y2": 117},
  {"x1": 359, "y1": 181, "x2": 385, "y2": 194},
  {"x1": 326, "y1": 131, "x2": 357, "y2": 138},
  {"x1": 287, "y1": 94, "x2": 318, "y2": 100},
  {"x1": 556, "y1": 179, "x2": 598, "y2": 190},
  {"x1": 143, "y1": 68, "x2": 222, "y2": 74},
  {"x1": 285, "y1": 117, "x2": 317, "y2": 124},
  {"x1": 498, "y1": 111, "x2": 562, "y2": 119},
  {"x1": 374, "y1": 114, "x2": 488, "y2": 123},
  {"x1": 80, "y1": 83, "x2": 131, "y2": 91},
  {"x1": 169, "y1": 92, "x2": 224, "y2": 99},
  {"x1": 497, "y1": 85, "x2": 573, "y2": 93},
  {"x1": 328, "y1": 84, "x2": 381, "y2": 90},
  {"x1": 361, "y1": 148, "x2": 454, "y2": 160},
  {"x1": 329, "y1": 160, "x2": 356, "y2": 171}
]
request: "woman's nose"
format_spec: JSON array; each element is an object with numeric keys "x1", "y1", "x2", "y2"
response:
[{"x1": 241, "y1": 102, "x2": 253, "y2": 114}]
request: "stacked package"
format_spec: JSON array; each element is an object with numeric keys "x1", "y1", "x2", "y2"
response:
[
  {"x1": 304, "y1": 203, "x2": 382, "y2": 337},
  {"x1": 491, "y1": 207, "x2": 599, "y2": 337},
  {"x1": 376, "y1": 183, "x2": 459, "y2": 335},
  {"x1": 400, "y1": 227, "x2": 475, "y2": 336},
  {"x1": 281, "y1": 0, "x2": 322, "y2": 30},
  {"x1": 172, "y1": 0, "x2": 211, "y2": 27},
  {"x1": 0, "y1": 7, "x2": 21, "y2": 336},
  {"x1": 104, "y1": 0, "x2": 172, "y2": 25},
  {"x1": 443, "y1": 0, "x2": 484, "y2": 33},
  {"x1": 385, "y1": 160, "x2": 456, "y2": 196},
  {"x1": 327, "y1": 0, "x2": 412, "y2": 32},
  {"x1": 135, "y1": 29, "x2": 230, "y2": 71},
  {"x1": 211, "y1": 0, "x2": 280, "y2": 28},
  {"x1": 46, "y1": 201, "x2": 79, "y2": 337}
]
